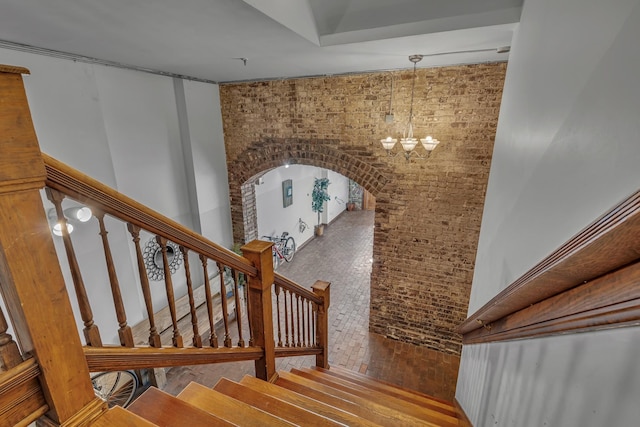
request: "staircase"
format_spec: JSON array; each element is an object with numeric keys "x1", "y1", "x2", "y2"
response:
[{"x1": 97, "y1": 366, "x2": 462, "y2": 426}]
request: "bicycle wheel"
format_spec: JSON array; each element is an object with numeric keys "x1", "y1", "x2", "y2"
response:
[
  {"x1": 92, "y1": 370, "x2": 138, "y2": 408},
  {"x1": 282, "y1": 236, "x2": 296, "y2": 262}
]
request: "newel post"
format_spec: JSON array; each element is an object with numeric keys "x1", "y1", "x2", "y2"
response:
[
  {"x1": 241, "y1": 240, "x2": 276, "y2": 381},
  {"x1": 312, "y1": 280, "x2": 331, "y2": 369},
  {"x1": 0, "y1": 65, "x2": 105, "y2": 424}
]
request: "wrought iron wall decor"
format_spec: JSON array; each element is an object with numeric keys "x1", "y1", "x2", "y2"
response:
[{"x1": 143, "y1": 237, "x2": 184, "y2": 281}]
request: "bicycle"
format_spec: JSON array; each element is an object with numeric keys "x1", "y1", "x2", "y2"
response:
[
  {"x1": 261, "y1": 232, "x2": 296, "y2": 269},
  {"x1": 91, "y1": 370, "x2": 139, "y2": 408}
]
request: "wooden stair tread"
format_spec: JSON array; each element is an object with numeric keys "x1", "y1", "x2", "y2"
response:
[
  {"x1": 291, "y1": 368, "x2": 459, "y2": 426},
  {"x1": 273, "y1": 373, "x2": 434, "y2": 427},
  {"x1": 127, "y1": 387, "x2": 234, "y2": 426},
  {"x1": 177, "y1": 381, "x2": 292, "y2": 426},
  {"x1": 314, "y1": 366, "x2": 456, "y2": 415},
  {"x1": 240, "y1": 375, "x2": 378, "y2": 426},
  {"x1": 214, "y1": 377, "x2": 350, "y2": 426},
  {"x1": 92, "y1": 406, "x2": 158, "y2": 426},
  {"x1": 328, "y1": 366, "x2": 455, "y2": 409}
]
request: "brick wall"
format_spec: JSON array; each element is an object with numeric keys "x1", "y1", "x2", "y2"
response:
[{"x1": 219, "y1": 63, "x2": 507, "y2": 355}]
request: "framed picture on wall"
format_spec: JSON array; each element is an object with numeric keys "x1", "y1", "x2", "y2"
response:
[{"x1": 282, "y1": 179, "x2": 293, "y2": 208}]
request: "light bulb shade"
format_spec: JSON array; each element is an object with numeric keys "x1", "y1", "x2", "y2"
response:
[
  {"x1": 420, "y1": 136, "x2": 440, "y2": 151},
  {"x1": 380, "y1": 136, "x2": 397, "y2": 150},
  {"x1": 400, "y1": 138, "x2": 418, "y2": 152},
  {"x1": 65, "y1": 206, "x2": 93, "y2": 222},
  {"x1": 52, "y1": 222, "x2": 74, "y2": 236}
]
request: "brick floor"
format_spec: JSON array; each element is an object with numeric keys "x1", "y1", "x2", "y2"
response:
[{"x1": 163, "y1": 210, "x2": 459, "y2": 401}]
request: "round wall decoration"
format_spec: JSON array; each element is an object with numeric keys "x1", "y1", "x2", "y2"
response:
[{"x1": 143, "y1": 238, "x2": 184, "y2": 281}]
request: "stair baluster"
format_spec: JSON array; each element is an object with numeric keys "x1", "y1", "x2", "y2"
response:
[
  {"x1": 95, "y1": 211, "x2": 135, "y2": 347},
  {"x1": 199, "y1": 256, "x2": 219, "y2": 348},
  {"x1": 232, "y1": 269, "x2": 245, "y2": 347},
  {"x1": 216, "y1": 262, "x2": 233, "y2": 348},
  {"x1": 283, "y1": 289, "x2": 290, "y2": 347},
  {"x1": 296, "y1": 294, "x2": 302, "y2": 347},
  {"x1": 46, "y1": 188, "x2": 102, "y2": 347},
  {"x1": 127, "y1": 224, "x2": 162, "y2": 347},
  {"x1": 0, "y1": 304, "x2": 22, "y2": 370},
  {"x1": 180, "y1": 247, "x2": 203, "y2": 348},
  {"x1": 156, "y1": 236, "x2": 184, "y2": 348},
  {"x1": 274, "y1": 285, "x2": 283, "y2": 347}
]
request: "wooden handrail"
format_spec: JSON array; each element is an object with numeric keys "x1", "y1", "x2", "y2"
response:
[
  {"x1": 42, "y1": 153, "x2": 257, "y2": 277},
  {"x1": 274, "y1": 274, "x2": 323, "y2": 305},
  {"x1": 459, "y1": 189, "x2": 640, "y2": 336}
]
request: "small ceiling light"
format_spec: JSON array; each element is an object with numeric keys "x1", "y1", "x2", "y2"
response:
[
  {"x1": 65, "y1": 206, "x2": 93, "y2": 222},
  {"x1": 52, "y1": 222, "x2": 74, "y2": 236},
  {"x1": 380, "y1": 55, "x2": 440, "y2": 161}
]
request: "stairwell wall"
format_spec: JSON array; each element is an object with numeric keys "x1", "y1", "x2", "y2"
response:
[{"x1": 456, "y1": 0, "x2": 640, "y2": 425}]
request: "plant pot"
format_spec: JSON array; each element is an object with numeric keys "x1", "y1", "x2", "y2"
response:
[
  {"x1": 314, "y1": 224, "x2": 325, "y2": 236},
  {"x1": 346, "y1": 202, "x2": 356, "y2": 211}
]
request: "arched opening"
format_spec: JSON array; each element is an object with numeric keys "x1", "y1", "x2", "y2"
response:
[{"x1": 227, "y1": 138, "x2": 394, "y2": 246}]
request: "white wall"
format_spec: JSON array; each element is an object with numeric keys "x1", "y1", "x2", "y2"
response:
[
  {"x1": 327, "y1": 170, "x2": 349, "y2": 223},
  {"x1": 457, "y1": 0, "x2": 640, "y2": 425},
  {"x1": 255, "y1": 166, "x2": 349, "y2": 250},
  {"x1": 1, "y1": 48, "x2": 232, "y2": 345}
]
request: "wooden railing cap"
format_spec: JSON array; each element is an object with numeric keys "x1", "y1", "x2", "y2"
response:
[{"x1": 0, "y1": 65, "x2": 30, "y2": 75}]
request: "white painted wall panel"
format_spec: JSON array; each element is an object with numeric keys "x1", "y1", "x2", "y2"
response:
[{"x1": 457, "y1": 0, "x2": 640, "y2": 425}]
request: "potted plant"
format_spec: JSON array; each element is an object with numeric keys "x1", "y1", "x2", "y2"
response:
[{"x1": 311, "y1": 177, "x2": 331, "y2": 236}]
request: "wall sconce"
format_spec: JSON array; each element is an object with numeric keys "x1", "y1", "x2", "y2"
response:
[
  {"x1": 380, "y1": 55, "x2": 441, "y2": 160},
  {"x1": 48, "y1": 206, "x2": 93, "y2": 236}
]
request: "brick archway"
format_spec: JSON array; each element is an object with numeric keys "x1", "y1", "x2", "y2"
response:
[{"x1": 227, "y1": 137, "x2": 397, "y2": 244}]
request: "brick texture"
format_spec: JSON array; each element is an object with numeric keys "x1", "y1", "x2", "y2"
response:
[{"x1": 219, "y1": 62, "x2": 507, "y2": 355}]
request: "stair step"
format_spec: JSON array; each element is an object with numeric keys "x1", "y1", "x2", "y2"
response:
[
  {"x1": 314, "y1": 366, "x2": 457, "y2": 415},
  {"x1": 177, "y1": 381, "x2": 292, "y2": 426},
  {"x1": 213, "y1": 377, "x2": 350, "y2": 426},
  {"x1": 92, "y1": 406, "x2": 158, "y2": 426},
  {"x1": 239, "y1": 375, "x2": 384, "y2": 427},
  {"x1": 127, "y1": 386, "x2": 234, "y2": 426},
  {"x1": 290, "y1": 368, "x2": 459, "y2": 426},
  {"x1": 273, "y1": 373, "x2": 432, "y2": 427}
]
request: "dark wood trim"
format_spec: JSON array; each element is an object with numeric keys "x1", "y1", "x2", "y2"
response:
[
  {"x1": 454, "y1": 398, "x2": 473, "y2": 427},
  {"x1": 83, "y1": 346, "x2": 263, "y2": 371},
  {"x1": 463, "y1": 261, "x2": 640, "y2": 344},
  {"x1": 0, "y1": 359, "x2": 49, "y2": 426},
  {"x1": 459, "y1": 189, "x2": 640, "y2": 336}
]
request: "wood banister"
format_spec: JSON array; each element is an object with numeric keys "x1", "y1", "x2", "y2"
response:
[{"x1": 42, "y1": 153, "x2": 257, "y2": 277}]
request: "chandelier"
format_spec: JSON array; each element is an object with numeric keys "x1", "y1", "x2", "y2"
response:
[{"x1": 380, "y1": 55, "x2": 440, "y2": 160}]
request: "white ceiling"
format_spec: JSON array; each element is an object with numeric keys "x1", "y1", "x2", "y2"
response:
[{"x1": 0, "y1": 0, "x2": 522, "y2": 83}]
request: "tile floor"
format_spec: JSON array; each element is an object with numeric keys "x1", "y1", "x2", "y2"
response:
[{"x1": 163, "y1": 210, "x2": 459, "y2": 401}]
